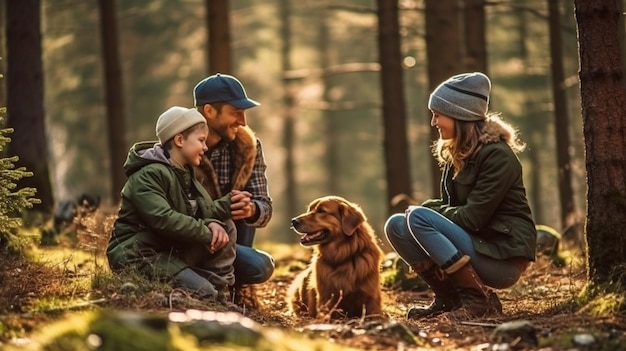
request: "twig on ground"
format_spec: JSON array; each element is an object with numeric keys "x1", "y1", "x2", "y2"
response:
[
  {"x1": 459, "y1": 321, "x2": 499, "y2": 327},
  {"x1": 42, "y1": 298, "x2": 107, "y2": 312}
]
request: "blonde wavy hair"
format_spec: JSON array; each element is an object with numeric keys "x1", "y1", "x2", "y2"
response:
[{"x1": 432, "y1": 112, "x2": 526, "y2": 178}]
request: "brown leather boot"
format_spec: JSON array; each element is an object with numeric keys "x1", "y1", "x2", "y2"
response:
[
  {"x1": 445, "y1": 255, "x2": 502, "y2": 318},
  {"x1": 407, "y1": 262, "x2": 461, "y2": 319},
  {"x1": 231, "y1": 284, "x2": 260, "y2": 310}
]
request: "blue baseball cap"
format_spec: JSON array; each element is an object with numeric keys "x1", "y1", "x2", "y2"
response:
[{"x1": 193, "y1": 73, "x2": 260, "y2": 109}]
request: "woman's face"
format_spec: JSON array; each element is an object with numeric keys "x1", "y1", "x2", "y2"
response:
[{"x1": 430, "y1": 111, "x2": 456, "y2": 140}]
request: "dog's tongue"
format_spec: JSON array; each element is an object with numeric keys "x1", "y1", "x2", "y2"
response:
[{"x1": 300, "y1": 231, "x2": 323, "y2": 244}]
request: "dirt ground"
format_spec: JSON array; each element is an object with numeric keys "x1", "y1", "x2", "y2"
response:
[
  {"x1": 1, "y1": 238, "x2": 625, "y2": 351},
  {"x1": 252, "y1": 247, "x2": 626, "y2": 350}
]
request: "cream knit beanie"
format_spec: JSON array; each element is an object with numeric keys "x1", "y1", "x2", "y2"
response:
[{"x1": 156, "y1": 106, "x2": 206, "y2": 144}]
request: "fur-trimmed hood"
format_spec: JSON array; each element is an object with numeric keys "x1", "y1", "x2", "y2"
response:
[
  {"x1": 478, "y1": 118, "x2": 510, "y2": 145},
  {"x1": 195, "y1": 125, "x2": 257, "y2": 198}
]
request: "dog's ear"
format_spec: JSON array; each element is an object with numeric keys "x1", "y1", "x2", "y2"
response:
[
  {"x1": 340, "y1": 203, "x2": 365, "y2": 236},
  {"x1": 308, "y1": 198, "x2": 321, "y2": 211}
]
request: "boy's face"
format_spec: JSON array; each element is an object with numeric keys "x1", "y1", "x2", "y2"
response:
[{"x1": 180, "y1": 125, "x2": 209, "y2": 167}]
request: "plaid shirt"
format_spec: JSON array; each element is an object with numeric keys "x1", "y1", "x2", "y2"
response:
[{"x1": 207, "y1": 138, "x2": 272, "y2": 228}]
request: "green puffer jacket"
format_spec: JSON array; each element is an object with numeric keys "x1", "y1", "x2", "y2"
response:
[
  {"x1": 107, "y1": 141, "x2": 232, "y2": 278},
  {"x1": 422, "y1": 140, "x2": 537, "y2": 261}
]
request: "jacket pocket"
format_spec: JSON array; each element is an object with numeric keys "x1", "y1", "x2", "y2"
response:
[{"x1": 478, "y1": 219, "x2": 512, "y2": 240}]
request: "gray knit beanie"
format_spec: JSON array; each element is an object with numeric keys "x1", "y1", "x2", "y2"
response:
[
  {"x1": 156, "y1": 106, "x2": 206, "y2": 144},
  {"x1": 428, "y1": 72, "x2": 491, "y2": 121}
]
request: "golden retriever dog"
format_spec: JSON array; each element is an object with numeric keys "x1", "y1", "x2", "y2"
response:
[{"x1": 287, "y1": 196, "x2": 384, "y2": 319}]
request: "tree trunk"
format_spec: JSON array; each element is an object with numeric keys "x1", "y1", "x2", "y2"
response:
[
  {"x1": 6, "y1": 0, "x2": 53, "y2": 213},
  {"x1": 575, "y1": 0, "x2": 626, "y2": 285},
  {"x1": 206, "y1": 0, "x2": 231, "y2": 74},
  {"x1": 98, "y1": 0, "x2": 126, "y2": 205},
  {"x1": 425, "y1": 0, "x2": 463, "y2": 197},
  {"x1": 548, "y1": 0, "x2": 578, "y2": 242},
  {"x1": 618, "y1": 0, "x2": 626, "y2": 89},
  {"x1": 280, "y1": 0, "x2": 297, "y2": 242},
  {"x1": 517, "y1": 0, "x2": 544, "y2": 225},
  {"x1": 318, "y1": 10, "x2": 339, "y2": 194},
  {"x1": 377, "y1": 0, "x2": 413, "y2": 215},
  {"x1": 463, "y1": 0, "x2": 488, "y2": 73},
  {"x1": 0, "y1": 0, "x2": 6, "y2": 108}
]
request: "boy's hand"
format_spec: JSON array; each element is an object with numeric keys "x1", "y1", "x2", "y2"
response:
[
  {"x1": 230, "y1": 190, "x2": 255, "y2": 220},
  {"x1": 207, "y1": 222, "x2": 229, "y2": 253}
]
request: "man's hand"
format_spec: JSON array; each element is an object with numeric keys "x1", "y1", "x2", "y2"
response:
[
  {"x1": 207, "y1": 222, "x2": 229, "y2": 253},
  {"x1": 230, "y1": 190, "x2": 255, "y2": 220}
]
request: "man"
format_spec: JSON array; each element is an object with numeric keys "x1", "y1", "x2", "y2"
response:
[{"x1": 193, "y1": 73, "x2": 274, "y2": 307}]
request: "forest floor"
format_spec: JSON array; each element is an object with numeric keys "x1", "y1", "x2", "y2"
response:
[{"x1": 1, "y1": 225, "x2": 625, "y2": 351}]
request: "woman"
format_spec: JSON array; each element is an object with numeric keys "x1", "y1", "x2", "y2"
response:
[{"x1": 384, "y1": 72, "x2": 536, "y2": 319}]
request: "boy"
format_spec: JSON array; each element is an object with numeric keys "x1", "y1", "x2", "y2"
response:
[{"x1": 107, "y1": 106, "x2": 236, "y2": 301}]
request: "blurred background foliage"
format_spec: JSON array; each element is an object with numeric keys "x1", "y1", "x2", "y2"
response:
[{"x1": 4, "y1": 0, "x2": 586, "y2": 247}]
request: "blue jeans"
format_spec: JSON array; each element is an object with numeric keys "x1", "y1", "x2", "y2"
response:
[
  {"x1": 233, "y1": 220, "x2": 274, "y2": 285},
  {"x1": 235, "y1": 219, "x2": 256, "y2": 247},
  {"x1": 384, "y1": 206, "x2": 521, "y2": 289}
]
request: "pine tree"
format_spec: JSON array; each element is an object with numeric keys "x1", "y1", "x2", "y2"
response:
[{"x1": 0, "y1": 111, "x2": 40, "y2": 253}]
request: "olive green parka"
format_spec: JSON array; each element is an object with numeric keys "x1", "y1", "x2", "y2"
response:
[
  {"x1": 107, "y1": 142, "x2": 233, "y2": 280},
  {"x1": 422, "y1": 122, "x2": 537, "y2": 261}
]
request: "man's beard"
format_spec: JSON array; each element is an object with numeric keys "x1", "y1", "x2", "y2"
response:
[{"x1": 214, "y1": 124, "x2": 237, "y2": 141}]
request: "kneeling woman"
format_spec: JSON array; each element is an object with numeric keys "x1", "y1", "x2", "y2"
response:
[{"x1": 385, "y1": 72, "x2": 536, "y2": 319}]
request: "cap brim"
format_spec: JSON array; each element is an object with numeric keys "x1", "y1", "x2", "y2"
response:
[{"x1": 229, "y1": 98, "x2": 260, "y2": 109}]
